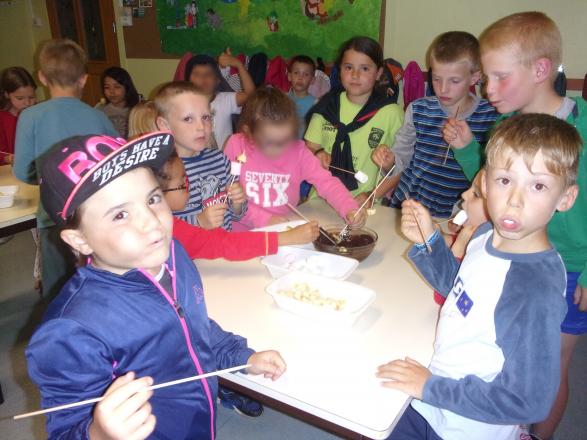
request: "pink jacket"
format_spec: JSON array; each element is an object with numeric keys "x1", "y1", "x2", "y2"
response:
[{"x1": 224, "y1": 133, "x2": 358, "y2": 229}]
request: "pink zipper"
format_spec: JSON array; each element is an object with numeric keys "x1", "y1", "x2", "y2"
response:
[{"x1": 139, "y1": 242, "x2": 216, "y2": 440}]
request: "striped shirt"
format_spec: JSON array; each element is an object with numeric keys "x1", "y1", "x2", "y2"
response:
[
  {"x1": 391, "y1": 96, "x2": 497, "y2": 218},
  {"x1": 174, "y1": 148, "x2": 246, "y2": 230}
]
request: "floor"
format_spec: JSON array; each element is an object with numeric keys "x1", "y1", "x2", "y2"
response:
[{"x1": 1, "y1": 231, "x2": 586, "y2": 439}]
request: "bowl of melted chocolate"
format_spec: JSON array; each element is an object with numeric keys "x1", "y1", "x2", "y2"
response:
[{"x1": 313, "y1": 225, "x2": 378, "y2": 262}]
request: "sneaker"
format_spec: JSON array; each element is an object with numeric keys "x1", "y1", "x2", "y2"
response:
[{"x1": 217, "y1": 387, "x2": 263, "y2": 417}]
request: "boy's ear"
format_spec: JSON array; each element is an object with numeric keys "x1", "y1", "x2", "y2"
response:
[
  {"x1": 287, "y1": 71, "x2": 292, "y2": 82},
  {"x1": 60, "y1": 229, "x2": 94, "y2": 256},
  {"x1": 534, "y1": 57, "x2": 553, "y2": 84},
  {"x1": 156, "y1": 116, "x2": 170, "y2": 131},
  {"x1": 470, "y1": 70, "x2": 482, "y2": 86},
  {"x1": 78, "y1": 74, "x2": 88, "y2": 89},
  {"x1": 556, "y1": 184, "x2": 578, "y2": 213},
  {"x1": 480, "y1": 169, "x2": 488, "y2": 198},
  {"x1": 37, "y1": 71, "x2": 49, "y2": 87}
]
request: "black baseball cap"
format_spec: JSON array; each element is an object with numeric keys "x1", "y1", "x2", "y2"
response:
[{"x1": 40, "y1": 132, "x2": 174, "y2": 226}]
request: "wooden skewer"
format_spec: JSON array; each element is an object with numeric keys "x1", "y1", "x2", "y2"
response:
[
  {"x1": 285, "y1": 203, "x2": 338, "y2": 246},
  {"x1": 328, "y1": 165, "x2": 355, "y2": 175},
  {"x1": 338, "y1": 164, "x2": 396, "y2": 239},
  {"x1": 13, "y1": 364, "x2": 250, "y2": 421},
  {"x1": 221, "y1": 174, "x2": 239, "y2": 204},
  {"x1": 370, "y1": 163, "x2": 383, "y2": 212},
  {"x1": 443, "y1": 104, "x2": 461, "y2": 165}
]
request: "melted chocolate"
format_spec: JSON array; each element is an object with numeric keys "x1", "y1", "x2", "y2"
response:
[{"x1": 316, "y1": 233, "x2": 375, "y2": 248}]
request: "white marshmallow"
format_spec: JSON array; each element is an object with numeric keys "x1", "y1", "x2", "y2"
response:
[
  {"x1": 354, "y1": 170, "x2": 368, "y2": 183},
  {"x1": 230, "y1": 161, "x2": 242, "y2": 176},
  {"x1": 452, "y1": 209, "x2": 468, "y2": 226}
]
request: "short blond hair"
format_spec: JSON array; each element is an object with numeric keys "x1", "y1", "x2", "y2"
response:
[
  {"x1": 427, "y1": 31, "x2": 481, "y2": 72},
  {"x1": 38, "y1": 39, "x2": 87, "y2": 87},
  {"x1": 153, "y1": 81, "x2": 207, "y2": 118},
  {"x1": 128, "y1": 101, "x2": 158, "y2": 139},
  {"x1": 480, "y1": 12, "x2": 562, "y2": 79},
  {"x1": 485, "y1": 114, "x2": 581, "y2": 187}
]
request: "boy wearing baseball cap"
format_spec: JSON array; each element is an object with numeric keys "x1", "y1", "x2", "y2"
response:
[{"x1": 26, "y1": 132, "x2": 285, "y2": 439}]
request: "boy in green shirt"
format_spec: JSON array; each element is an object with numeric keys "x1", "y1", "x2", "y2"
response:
[{"x1": 442, "y1": 12, "x2": 587, "y2": 440}]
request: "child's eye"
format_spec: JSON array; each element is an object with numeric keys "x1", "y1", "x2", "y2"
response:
[
  {"x1": 183, "y1": 116, "x2": 193, "y2": 123},
  {"x1": 534, "y1": 183, "x2": 547, "y2": 191},
  {"x1": 361, "y1": 66, "x2": 370, "y2": 72},
  {"x1": 497, "y1": 177, "x2": 511, "y2": 186},
  {"x1": 201, "y1": 114, "x2": 212, "y2": 122},
  {"x1": 343, "y1": 65, "x2": 352, "y2": 71},
  {"x1": 451, "y1": 79, "x2": 462, "y2": 84},
  {"x1": 113, "y1": 211, "x2": 128, "y2": 221},
  {"x1": 149, "y1": 194, "x2": 162, "y2": 205}
]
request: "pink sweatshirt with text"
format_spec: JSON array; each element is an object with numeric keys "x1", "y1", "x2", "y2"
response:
[{"x1": 224, "y1": 133, "x2": 358, "y2": 230}]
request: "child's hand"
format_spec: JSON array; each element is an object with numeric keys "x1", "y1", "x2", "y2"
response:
[
  {"x1": 197, "y1": 204, "x2": 227, "y2": 230},
  {"x1": 371, "y1": 146, "x2": 395, "y2": 172},
  {"x1": 279, "y1": 221, "x2": 319, "y2": 246},
  {"x1": 574, "y1": 283, "x2": 587, "y2": 312},
  {"x1": 227, "y1": 182, "x2": 247, "y2": 209},
  {"x1": 4, "y1": 153, "x2": 13, "y2": 164},
  {"x1": 316, "y1": 150, "x2": 332, "y2": 169},
  {"x1": 376, "y1": 357, "x2": 431, "y2": 400},
  {"x1": 247, "y1": 350, "x2": 286, "y2": 381},
  {"x1": 89, "y1": 372, "x2": 156, "y2": 440},
  {"x1": 354, "y1": 192, "x2": 370, "y2": 206},
  {"x1": 442, "y1": 118, "x2": 474, "y2": 149},
  {"x1": 401, "y1": 200, "x2": 435, "y2": 244},
  {"x1": 218, "y1": 47, "x2": 241, "y2": 68},
  {"x1": 346, "y1": 209, "x2": 366, "y2": 229},
  {"x1": 268, "y1": 215, "x2": 289, "y2": 226}
]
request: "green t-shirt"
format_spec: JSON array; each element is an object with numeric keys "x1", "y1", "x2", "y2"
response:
[{"x1": 305, "y1": 92, "x2": 403, "y2": 196}]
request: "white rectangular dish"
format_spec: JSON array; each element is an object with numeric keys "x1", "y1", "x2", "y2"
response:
[
  {"x1": 0, "y1": 185, "x2": 18, "y2": 209},
  {"x1": 261, "y1": 246, "x2": 358, "y2": 280},
  {"x1": 266, "y1": 272, "x2": 376, "y2": 326}
]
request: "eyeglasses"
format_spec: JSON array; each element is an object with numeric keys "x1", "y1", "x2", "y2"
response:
[{"x1": 162, "y1": 184, "x2": 187, "y2": 193}]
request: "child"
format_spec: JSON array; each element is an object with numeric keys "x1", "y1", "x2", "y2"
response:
[
  {"x1": 185, "y1": 49, "x2": 255, "y2": 149},
  {"x1": 372, "y1": 31, "x2": 498, "y2": 218},
  {"x1": 154, "y1": 81, "x2": 247, "y2": 231},
  {"x1": 305, "y1": 36, "x2": 403, "y2": 202},
  {"x1": 128, "y1": 100, "x2": 158, "y2": 139},
  {"x1": 287, "y1": 55, "x2": 317, "y2": 137},
  {"x1": 13, "y1": 39, "x2": 118, "y2": 300},
  {"x1": 380, "y1": 114, "x2": 580, "y2": 440},
  {"x1": 157, "y1": 152, "x2": 318, "y2": 258},
  {"x1": 433, "y1": 170, "x2": 488, "y2": 306},
  {"x1": 224, "y1": 87, "x2": 364, "y2": 230},
  {"x1": 442, "y1": 13, "x2": 587, "y2": 438},
  {"x1": 26, "y1": 132, "x2": 286, "y2": 439},
  {"x1": 95, "y1": 66, "x2": 140, "y2": 139},
  {"x1": 0, "y1": 66, "x2": 37, "y2": 165}
]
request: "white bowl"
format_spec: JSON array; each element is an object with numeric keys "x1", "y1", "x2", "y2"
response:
[
  {"x1": 262, "y1": 246, "x2": 358, "y2": 280},
  {"x1": 0, "y1": 185, "x2": 18, "y2": 209},
  {"x1": 266, "y1": 272, "x2": 376, "y2": 326}
]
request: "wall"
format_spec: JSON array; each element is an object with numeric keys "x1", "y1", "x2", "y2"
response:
[
  {"x1": 384, "y1": 0, "x2": 587, "y2": 79},
  {"x1": 1, "y1": 0, "x2": 585, "y2": 100},
  {"x1": 0, "y1": 0, "x2": 51, "y2": 98}
]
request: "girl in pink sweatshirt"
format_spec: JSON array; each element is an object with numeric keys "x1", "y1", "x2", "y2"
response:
[{"x1": 225, "y1": 87, "x2": 364, "y2": 230}]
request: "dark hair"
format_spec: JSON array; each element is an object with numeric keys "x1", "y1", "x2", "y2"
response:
[
  {"x1": 184, "y1": 54, "x2": 232, "y2": 92},
  {"x1": 289, "y1": 55, "x2": 316, "y2": 72},
  {"x1": 101, "y1": 66, "x2": 140, "y2": 107},
  {"x1": 207, "y1": 8, "x2": 214, "y2": 14},
  {"x1": 0, "y1": 66, "x2": 37, "y2": 110},
  {"x1": 336, "y1": 36, "x2": 384, "y2": 69},
  {"x1": 155, "y1": 151, "x2": 181, "y2": 191},
  {"x1": 238, "y1": 86, "x2": 298, "y2": 135},
  {"x1": 427, "y1": 31, "x2": 481, "y2": 72}
]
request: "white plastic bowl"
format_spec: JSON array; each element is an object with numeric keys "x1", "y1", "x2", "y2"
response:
[
  {"x1": 0, "y1": 185, "x2": 18, "y2": 209},
  {"x1": 262, "y1": 246, "x2": 358, "y2": 280},
  {"x1": 266, "y1": 272, "x2": 376, "y2": 326}
]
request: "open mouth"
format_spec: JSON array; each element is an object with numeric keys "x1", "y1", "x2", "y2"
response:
[{"x1": 499, "y1": 217, "x2": 520, "y2": 232}]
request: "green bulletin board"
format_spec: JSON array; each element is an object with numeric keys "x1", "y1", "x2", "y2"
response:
[{"x1": 157, "y1": 0, "x2": 384, "y2": 60}]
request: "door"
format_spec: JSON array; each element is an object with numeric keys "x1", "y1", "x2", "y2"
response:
[{"x1": 46, "y1": 0, "x2": 120, "y2": 105}]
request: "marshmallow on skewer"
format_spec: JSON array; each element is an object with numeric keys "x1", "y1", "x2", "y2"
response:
[
  {"x1": 230, "y1": 161, "x2": 242, "y2": 176},
  {"x1": 452, "y1": 210, "x2": 468, "y2": 226},
  {"x1": 354, "y1": 170, "x2": 368, "y2": 184},
  {"x1": 367, "y1": 208, "x2": 376, "y2": 216}
]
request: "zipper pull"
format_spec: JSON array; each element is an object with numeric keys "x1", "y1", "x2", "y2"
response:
[{"x1": 174, "y1": 300, "x2": 185, "y2": 318}]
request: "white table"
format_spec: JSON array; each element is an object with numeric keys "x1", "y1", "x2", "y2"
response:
[
  {"x1": 197, "y1": 199, "x2": 439, "y2": 439},
  {"x1": 0, "y1": 165, "x2": 39, "y2": 237}
]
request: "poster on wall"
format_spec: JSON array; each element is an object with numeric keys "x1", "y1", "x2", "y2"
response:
[{"x1": 156, "y1": 0, "x2": 383, "y2": 60}]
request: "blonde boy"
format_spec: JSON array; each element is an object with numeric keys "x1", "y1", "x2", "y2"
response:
[
  {"x1": 154, "y1": 81, "x2": 247, "y2": 231},
  {"x1": 373, "y1": 31, "x2": 497, "y2": 218},
  {"x1": 443, "y1": 13, "x2": 587, "y2": 438},
  {"x1": 382, "y1": 114, "x2": 580, "y2": 440},
  {"x1": 13, "y1": 39, "x2": 118, "y2": 299}
]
